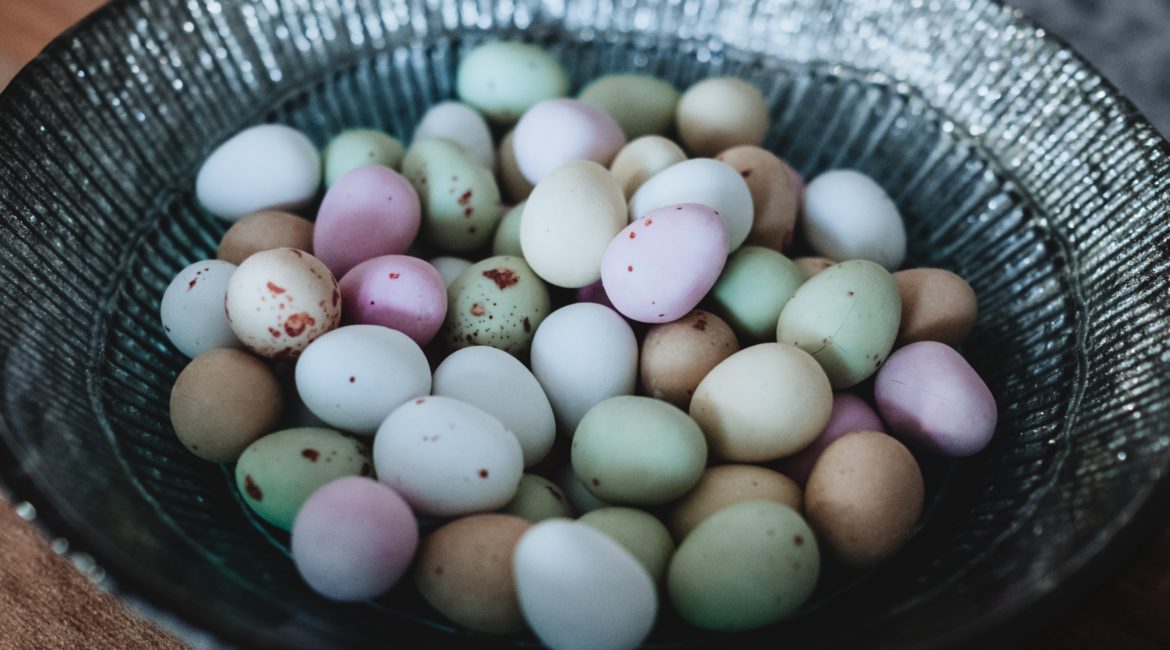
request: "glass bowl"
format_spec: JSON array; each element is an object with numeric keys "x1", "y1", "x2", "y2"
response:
[{"x1": 1, "y1": 0, "x2": 1169, "y2": 647}]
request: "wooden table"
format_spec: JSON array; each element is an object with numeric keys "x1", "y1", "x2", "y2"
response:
[{"x1": 1, "y1": 1, "x2": 1168, "y2": 648}]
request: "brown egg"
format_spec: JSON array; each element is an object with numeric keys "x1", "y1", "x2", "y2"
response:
[
  {"x1": 805, "y1": 431, "x2": 924, "y2": 568},
  {"x1": 792, "y1": 256, "x2": 835, "y2": 280},
  {"x1": 893, "y1": 268, "x2": 978, "y2": 347},
  {"x1": 414, "y1": 514, "x2": 531, "y2": 634},
  {"x1": 640, "y1": 310, "x2": 739, "y2": 409},
  {"x1": 716, "y1": 146, "x2": 798, "y2": 252},
  {"x1": 497, "y1": 130, "x2": 534, "y2": 204},
  {"x1": 217, "y1": 210, "x2": 314, "y2": 265},
  {"x1": 666, "y1": 465, "x2": 802, "y2": 540},
  {"x1": 169, "y1": 348, "x2": 284, "y2": 462}
]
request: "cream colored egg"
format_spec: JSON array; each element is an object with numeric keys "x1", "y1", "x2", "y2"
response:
[
  {"x1": 675, "y1": 78, "x2": 768, "y2": 157},
  {"x1": 609, "y1": 136, "x2": 687, "y2": 199}
]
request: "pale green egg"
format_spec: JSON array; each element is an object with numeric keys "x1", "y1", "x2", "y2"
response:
[
  {"x1": 572, "y1": 396, "x2": 707, "y2": 506},
  {"x1": 667, "y1": 500, "x2": 819, "y2": 631},
  {"x1": 710, "y1": 246, "x2": 803, "y2": 342},
  {"x1": 456, "y1": 42, "x2": 568, "y2": 125},
  {"x1": 234, "y1": 427, "x2": 372, "y2": 531},
  {"x1": 442, "y1": 255, "x2": 551, "y2": 355},
  {"x1": 776, "y1": 259, "x2": 901, "y2": 388},
  {"x1": 322, "y1": 129, "x2": 405, "y2": 186},
  {"x1": 578, "y1": 74, "x2": 681, "y2": 139},
  {"x1": 492, "y1": 202, "x2": 526, "y2": 258},
  {"x1": 500, "y1": 473, "x2": 574, "y2": 523},
  {"x1": 579, "y1": 507, "x2": 676, "y2": 584},
  {"x1": 402, "y1": 139, "x2": 503, "y2": 253}
]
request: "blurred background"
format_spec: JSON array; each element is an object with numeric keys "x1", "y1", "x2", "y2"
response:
[{"x1": 0, "y1": 0, "x2": 1168, "y2": 648}]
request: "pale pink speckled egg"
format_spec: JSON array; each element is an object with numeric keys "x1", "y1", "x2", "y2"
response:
[
  {"x1": 339, "y1": 255, "x2": 447, "y2": 346},
  {"x1": 291, "y1": 477, "x2": 419, "y2": 601},
  {"x1": 600, "y1": 204, "x2": 727, "y2": 323},
  {"x1": 512, "y1": 99, "x2": 626, "y2": 184},
  {"x1": 874, "y1": 341, "x2": 998, "y2": 457},
  {"x1": 313, "y1": 165, "x2": 421, "y2": 279},
  {"x1": 773, "y1": 392, "x2": 886, "y2": 485}
]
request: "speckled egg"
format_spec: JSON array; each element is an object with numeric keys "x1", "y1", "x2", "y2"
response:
[
  {"x1": 629, "y1": 158, "x2": 753, "y2": 252},
  {"x1": 690, "y1": 343, "x2": 833, "y2": 462},
  {"x1": 715, "y1": 146, "x2": 799, "y2": 252},
  {"x1": 294, "y1": 325, "x2": 431, "y2": 435},
  {"x1": 218, "y1": 211, "x2": 314, "y2": 266},
  {"x1": 374, "y1": 396, "x2": 524, "y2": 517},
  {"x1": 338, "y1": 255, "x2": 447, "y2": 346},
  {"x1": 492, "y1": 202, "x2": 526, "y2": 258},
  {"x1": 235, "y1": 427, "x2": 372, "y2": 531},
  {"x1": 160, "y1": 259, "x2": 241, "y2": 358},
  {"x1": 773, "y1": 392, "x2": 886, "y2": 485},
  {"x1": 802, "y1": 170, "x2": 906, "y2": 270},
  {"x1": 513, "y1": 99, "x2": 626, "y2": 184},
  {"x1": 500, "y1": 474, "x2": 574, "y2": 523},
  {"x1": 579, "y1": 74, "x2": 681, "y2": 139},
  {"x1": 402, "y1": 139, "x2": 503, "y2": 253},
  {"x1": 601, "y1": 204, "x2": 728, "y2": 324},
  {"x1": 709, "y1": 246, "x2": 803, "y2": 342},
  {"x1": 893, "y1": 268, "x2": 978, "y2": 347},
  {"x1": 520, "y1": 160, "x2": 627, "y2": 289},
  {"x1": 456, "y1": 42, "x2": 568, "y2": 125},
  {"x1": 666, "y1": 465, "x2": 803, "y2": 540},
  {"x1": 609, "y1": 135, "x2": 688, "y2": 199},
  {"x1": 313, "y1": 165, "x2": 421, "y2": 279},
  {"x1": 639, "y1": 310, "x2": 739, "y2": 409},
  {"x1": 579, "y1": 507, "x2": 675, "y2": 584},
  {"x1": 196, "y1": 124, "x2": 321, "y2": 221},
  {"x1": 323, "y1": 129, "x2": 405, "y2": 186},
  {"x1": 225, "y1": 248, "x2": 341, "y2": 359},
  {"x1": 776, "y1": 260, "x2": 901, "y2": 388},
  {"x1": 675, "y1": 78, "x2": 769, "y2": 157},
  {"x1": 413, "y1": 101, "x2": 496, "y2": 170},
  {"x1": 441, "y1": 255, "x2": 550, "y2": 355}
]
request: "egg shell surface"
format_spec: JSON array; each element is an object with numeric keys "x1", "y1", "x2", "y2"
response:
[
  {"x1": 675, "y1": 78, "x2": 769, "y2": 157},
  {"x1": 666, "y1": 465, "x2": 802, "y2": 539},
  {"x1": 555, "y1": 465, "x2": 611, "y2": 514},
  {"x1": 578, "y1": 507, "x2": 675, "y2": 584},
  {"x1": 160, "y1": 259, "x2": 240, "y2": 358},
  {"x1": 802, "y1": 169, "x2": 906, "y2": 270},
  {"x1": 893, "y1": 268, "x2": 978, "y2": 347},
  {"x1": 413, "y1": 101, "x2": 496, "y2": 170},
  {"x1": 338, "y1": 255, "x2": 447, "y2": 346},
  {"x1": 323, "y1": 129, "x2": 405, "y2": 186},
  {"x1": 429, "y1": 256, "x2": 472, "y2": 287},
  {"x1": 402, "y1": 139, "x2": 503, "y2": 253},
  {"x1": 492, "y1": 202, "x2": 526, "y2": 258},
  {"x1": 773, "y1": 392, "x2": 886, "y2": 485},
  {"x1": 609, "y1": 135, "x2": 688, "y2": 199},
  {"x1": 497, "y1": 130, "x2": 535, "y2": 203},
  {"x1": 500, "y1": 474, "x2": 575, "y2": 523},
  {"x1": 456, "y1": 42, "x2": 569, "y2": 125},
  {"x1": 579, "y1": 74, "x2": 681, "y2": 139},
  {"x1": 639, "y1": 310, "x2": 739, "y2": 409},
  {"x1": 313, "y1": 165, "x2": 421, "y2": 278},
  {"x1": 629, "y1": 158, "x2": 753, "y2": 252},
  {"x1": 513, "y1": 99, "x2": 626, "y2": 184},
  {"x1": 441, "y1": 255, "x2": 551, "y2": 355},
  {"x1": 715, "y1": 145, "x2": 799, "y2": 252},
  {"x1": 196, "y1": 124, "x2": 321, "y2": 221},
  {"x1": 709, "y1": 246, "x2": 803, "y2": 342},
  {"x1": 217, "y1": 211, "x2": 314, "y2": 266}
]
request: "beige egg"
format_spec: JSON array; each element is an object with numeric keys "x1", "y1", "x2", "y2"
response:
[
  {"x1": 689, "y1": 343, "x2": 832, "y2": 462},
  {"x1": 715, "y1": 146, "x2": 798, "y2": 252},
  {"x1": 609, "y1": 136, "x2": 687, "y2": 199},
  {"x1": 498, "y1": 130, "x2": 534, "y2": 204},
  {"x1": 217, "y1": 211, "x2": 314, "y2": 265},
  {"x1": 805, "y1": 431, "x2": 924, "y2": 568},
  {"x1": 414, "y1": 514, "x2": 532, "y2": 634},
  {"x1": 793, "y1": 256, "x2": 835, "y2": 280},
  {"x1": 675, "y1": 78, "x2": 768, "y2": 157},
  {"x1": 640, "y1": 310, "x2": 739, "y2": 409},
  {"x1": 667, "y1": 465, "x2": 802, "y2": 540},
  {"x1": 169, "y1": 348, "x2": 284, "y2": 462},
  {"x1": 894, "y1": 268, "x2": 978, "y2": 347}
]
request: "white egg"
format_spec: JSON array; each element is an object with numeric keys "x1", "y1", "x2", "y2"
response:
[
  {"x1": 295, "y1": 325, "x2": 431, "y2": 435},
  {"x1": 555, "y1": 465, "x2": 610, "y2": 514},
  {"x1": 195, "y1": 124, "x2": 321, "y2": 221},
  {"x1": 530, "y1": 303, "x2": 637, "y2": 432},
  {"x1": 373, "y1": 396, "x2": 524, "y2": 517},
  {"x1": 159, "y1": 260, "x2": 241, "y2": 357},
  {"x1": 802, "y1": 169, "x2": 906, "y2": 270},
  {"x1": 428, "y1": 256, "x2": 473, "y2": 288},
  {"x1": 412, "y1": 101, "x2": 496, "y2": 171},
  {"x1": 432, "y1": 346, "x2": 555, "y2": 467},
  {"x1": 628, "y1": 158, "x2": 753, "y2": 252},
  {"x1": 225, "y1": 248, "x2": 341, "y2": 359},
  {"x1": 513, "y1": 520, "x2": 657, "y2": 650}
]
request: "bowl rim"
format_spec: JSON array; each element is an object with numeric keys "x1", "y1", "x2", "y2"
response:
[{"x1": 2, "y1": 0, "x2": 1170, "y2": 648}]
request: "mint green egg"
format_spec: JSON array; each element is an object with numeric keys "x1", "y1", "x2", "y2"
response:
[
  {"x1": 579, "y1": 507, "x2": 676, "y2": 584},
  {"x1": 492, "y1": 202, "x2": 526, "y2": 258},
  {"x1": 402, "y1": 139, "x2": 503, "y2": 253},
  {"x1": 442, "y1": 255, "x2": 551, "y2": 354},
  {"x1": 776, "y1": 259, "x2": 901, "y2": 389},
  {"x1": 578, "y1": 74, "x2": 680, "y2": 139},
  {"x1": 572, "y1": 396, "x2": 707, "y2": 506},
  {"x1": 667, "y1": 501, "x2": 819, "y2": 630},
  {"x1": 323, "y1": 129, "x2": 405, "y2": 186},
  {"x1": 710, "y1": 246, "x2": 804, "y2": 342},
  {"x1": 456, "y1": 42, "x2": 568, "y2": 125},
  {"x1": 500, "y1": 473, "x2": 574, "y2": 523},
  {"x1": 234, "y1": 427, "x2": 372, "y2": 531}
]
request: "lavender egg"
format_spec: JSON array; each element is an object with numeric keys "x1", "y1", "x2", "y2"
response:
[
  {"x1": 313, "y1": 165, "x2": 421, "y2": 279},
  {"x1": 512, "y1": 99, "x2": 626, "y2": 184}
]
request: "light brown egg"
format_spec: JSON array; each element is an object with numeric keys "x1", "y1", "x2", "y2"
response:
[
  {"x1": 675, "y1": 78, "x2": 768, "y2": 157},
  {"x1": 497, "y1": 130, "x2": 534, "y2": 204},
  {"x1": 715, "y1": 146, "x2": 798, "y2": 252},
  {"x1": 792, "y1": 256, "x2": 835, "y2": 280},
  {"x1": 893, "y1": 268, "x2": 978, "y2": 347},
  {"x1": 804, "y1": 431, "x2": 924, "y2": 568},
  {"x1": 666, "y1": 465, "x2": 802, "y2": 540},
  {"x1": 639, "y1": 310, "x2": 739, "y2": 409},
  {"x1": 414, "y1": 514, "x2": 531, "y2": 634},
  {"x1": 217, "y1": 210, "x2": 314, "y2": 265},
  {"x1": 169, "y1": 348, "x2": 284, "y2": 462}
]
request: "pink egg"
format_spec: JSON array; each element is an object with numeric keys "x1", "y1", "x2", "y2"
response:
[
  {"x1": 291, "y1": 477, "x2": 418, "y2": 601},
  {"x1": 313, "y1": 165, "x2": 421, "y2": 278},
  {"x1": 874, "y1": 341, "x2": 998, "y2": 457},
  {"x1": 512, "y1": 99, "x2": 626, "y2": 184},
  {"x1": 339, "y1": 255, "x2": 447, "y2": 346},
  {"x1": 575, "y1": 280, "x2": 615, "y2": 310},
  {"x1": 600, "y1": 203, "x2": 727, "y2": 323},
  {"x1": 773, "y1": 392, "x2": 886, "y2": 485}
]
